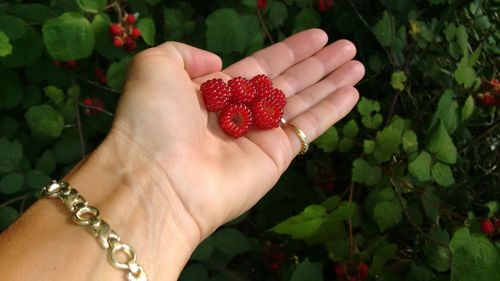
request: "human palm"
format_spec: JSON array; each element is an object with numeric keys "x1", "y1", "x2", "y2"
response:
[{"x1": 109, "y1": 29, "x2": 364, "y2": 239}]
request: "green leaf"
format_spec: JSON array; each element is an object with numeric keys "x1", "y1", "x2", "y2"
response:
[
  {"x1": 294, "y1": 0, "x2": 314, "y2": 8},
  {"x1": 0, "y1": 173, "x2": 24, "y2": 195},
  {"x1": 373, "y1": 11, "x2": 395, "y2": 47},
  {"x1": 44, "y1": 86, "x2": 65, "y2": 105},
  {"x1": 0, "y1": 70, "x2": 24, "y2": 109},
  {"x1": 314, "y1": 126, "x2": 338, "y2": 153},
  {"x1": 35, "y1": 150, "x2": 56, "y2": 175},
  {"x1": 0, "y1": 207, "x2": 19, "y2": 231},
  {"x1": 484, "y1": 201, "x2": 499, "y2": 218},
  {"x1": 373, "y1": 122, "x2": 403, "y2": 162},
  {"x1": 461, "y1": 95, "x2": 475, "y2": 122},
  {"x1": 455, "y1": 24, "x2": 468, "y2": 53},
  {"x1": 431, "y1": 162, "x2": 455, "y2": 187},
  {"x1": 421, "y1": 186, "x2": 440, "y2": 222},
  {"x1": 0, "y1": 138, "x2": 23, "y2": 173},
  {"x1": 138, "y1": 18, "x2": 156, "y2": 46},
  {"x1": 6, "y1": 4, "x2": 55, "y2": 25},
  {"x1": 373, "y1": 201, "x2": 402, "y2": 231},
  {"x1": 290, "y1": 259, "x2": 323, "y2": 281},
  {"x1": 357, "y1": 97, "x2": 383, "y2": 129},
  {"x1": 321, "y1": 195, "x2": 341, "y2": 210},
  {"x1": 402, "y1": 130, "x2": 418, "y2": 158},
  {"x1": 404, "y1": 266, "x2": 436, "y2": 281},
  {"x1": 206, "y1": 8, "x2": 257, "y2": 54},
  {"x1": 370, "y1": 243, "x2": 397, "y2": 275},
  {"x1": 191, "y1": 236, "x2": 215, "y2": 261},
  {"x1": 25, "y1": 104, "x2": 65, "y2": 140},
  {"x1": 429, "y1": 90, "x2": 459, "y2": 134},
  {"x1": 53, "y1": 137, "x2": 82, "y2": 164},
  {"x1": 450, "y1": 228, "x2": 500, "y2": 281},
  {"x1": 445, "y1": 23, "x2": 456, "y2": 42},
  {"x1": 426, "y1": 121, "x2": 457, "y2": 164},
  {"x1": 408, "y1": 151, "x2": 432, "y2": 182},
  {"x1": 342, "y1": 120, "x2": 359, "y2": 138},
  {"x1": 0, "y1": 15, "x2": 25, "y2": 41},
  {"x1": 454, "y1": 53, "x2": 477, "y2": 89},
  {"x1": 269, "y1": 1, "x2": 288, "y2": 28},
  {"x1": 272, "y1": 204, "x2": 327, "y2": 239},
  {"x1": 364, "y1": 140, "x2": 376, "y2": 154},
  {"x1": 77, "y1": 0, "x2": 106, "y2": 13},
  {"x1": 42, "y1": 12, "x2": 95, "y2": 60},
  {"x1": 338, "y1": 138, "x2": 354, "y2": 153},
  {"x1": 213, "y1": 228, "x2": 250, "y2": 258},
  {"x1": 352, "y1": 159, "x2": 382, "y2": 186},
  {"x1": 424, "y1": 228, "x2": 451, "y2": 272},
  {"x1": 0, "y1": 31, "x2": 12, "y2": 57},
  {"x1": 391, "y1": 71, "x2": 407, "y2": 91},
  {"x1": 107, "y1": 57, "x2": 129, "y2": 91},
  {"x1": 1, "y1": 26, "x2": 44, "y2": 68},
  {"x1": 24, "y1": 169, "x2": 50, "y2": 190},
  {"x1": 294, "y1": 8, "x2": 321, "y2": 33},
  {"x1": 179, "y1": 263, "x2": 209, "y2": 281}
]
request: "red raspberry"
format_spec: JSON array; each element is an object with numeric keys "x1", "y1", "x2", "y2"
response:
[
  {"x1": 270, "y1": 262, "x2": 280, "y2": 271},
  {"x1": 481, "y1": 219, "x2": 495, "y2": 235},
  {"x1": 82, "y1": 97, "x2": 104, "y2": 115},
  {"x1": 257, "y1": 0, "x2": 267, "y2": 10},
  {"x1": 109, "y1": 23, "x2": 123, "y2": 36},
  {"x1": 358, "y1": 262, "x2": 369, "y2": 280},
  {"x1": 269, "y1": 88, "x2": 287, "y2": 109},
  {"x1": 113, "y1": 37, "x2": 123, "y2": 48},
  {"x1": 481, "y1": 93, "x2": 495, "y2": 106},
  {"x1": 126, "y1": 14, "x2": 136, "y2": 24},
  {"x1": 315, "y1": 0, "x2": 334, "y2": 12},
  {"x1": 95, "y1": 68, "x2": 107, "y2": 85},
  {"x1": 218, "y1": 103, "x2": 253, "y2": 138},
  {"x1": 123, "y1": 37, "x2": 137, "y2": 52},
  {"x1": 335, "y1": 264, "x2": 346, "y2": 278},
  {"x1": 492, "y1": 79, "x2": 500, "y2": 87},
  {"x1": 200, "y1": 78, "x2": 231, "y2": 112},
  {"x1": 229, "y1": 77, "x2": 256, "y2": 103},
  {"x1": 65, "y1": 60, "x2": 77, "y2": 70},
  {"x1": 130, "y1": 27, "x2": 141, "y2": 39},
  {"x1": 251, "y1": 98, "x2": 283, "y2": 129}
]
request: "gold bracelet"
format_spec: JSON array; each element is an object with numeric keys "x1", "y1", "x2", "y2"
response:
[{"x1": 41, "y1": 180, "x2": 148, "y2": 281}]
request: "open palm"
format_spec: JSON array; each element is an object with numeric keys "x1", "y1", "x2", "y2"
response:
[{"x1": 109, "y1": 29, "x2": 365, "y2": 239}]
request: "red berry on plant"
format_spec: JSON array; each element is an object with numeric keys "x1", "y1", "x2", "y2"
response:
[
  {"x1": 109, "y1": 23, "x2": 123, "y2": 36},
  {"x1": 270, "y1": 262, "x2": 280, "y2": 271},
  {"x1": 481, "y1": 219, "x2": 495, "y2": 235},
  {"x1": 229, "y1": 77, "x2": 256, "y2": 103},
  {"x1": 123, "y1": 37, "x2": 138, "y2": 52},
  {"x1": 218, "y1": 103, "x2": 253, "y2": 138},
  {"x1": 251, "y1": 98, "x2": 283, "y2": 129},
  {"x1": 130, "y1": 27, "x2": 141, "y2": 39},
  {"x1": 126, "y1": 14, "x2": 136, "y2": 24},
  {"x1": 113, "y1": 37, "x2": 123, "y2": 48},
  {"x1": 200, "y1": 78, "x2": 231, "y2": 112},
  {"x1": 335, "y1": 263, "x2": 346, "y2": 278},
  {"x1": 358, "y1": 262, "x2": 369, "y2": 280},
  {"x1": 257, "y1": 0, "x2": 267, "y2": 10},
  {"x1": 481, "y1": 93, "x2": 495, "y2": 106},
  {"x1": 66, "y1": 60, "x2": 77, "y2": 70},
  {"x1": 315, "y1": 0, "x2": 334, "y2": 12},
  {"x1": 95, "y1": 68, "x2": 107, "y2": 85}
]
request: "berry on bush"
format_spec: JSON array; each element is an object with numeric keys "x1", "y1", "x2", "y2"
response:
[
  {"x1": 123, "y1": 37, "x2": 138, "y2": 52},
  {"x1": 126, "y1": 14, "x2": 136, "y2": 24},
  {"x1": 481, "y1": 219, "x2": 495, "y2": 235},
  {"x1": 358, "y1": 262, "x2": 369, "y2": 280},
  {"x1": 335, "y1": 263, "x2": 346, "y2": 278},
  {"x1": 481, "y1": 93, "x2": 496, "y2": 106},
  {"x1": 257, "y1": 0, "x2": 267, "y2": 10},
  {"x1": 109, "y1": 23, "x2": 123, "y2": 36},
  {"x1": 130, "y1": 27, "x2": 141, "y2": 39},
  {"x1": 113, "y1": 37, "x2": 123, "y2": 48},
  {"x1": 315, "y1": 0, "x2": 334, "y2": 12}
]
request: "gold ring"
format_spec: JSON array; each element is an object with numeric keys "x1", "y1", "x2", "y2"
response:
[{"x1": 285, "y1": 124, "x2": 309, "y2": 155}]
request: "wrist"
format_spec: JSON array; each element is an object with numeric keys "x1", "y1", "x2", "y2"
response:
[{"x1": 64, "y1": 134, "x2": 200, "y2": 280}]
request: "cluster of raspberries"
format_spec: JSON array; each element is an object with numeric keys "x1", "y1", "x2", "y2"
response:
[
  {"x1": 200, "y1": 75, "x2": 287, "y2": 138},
  {"x1": 108, "y1": 14, "x2": 141, "y2": 52}
]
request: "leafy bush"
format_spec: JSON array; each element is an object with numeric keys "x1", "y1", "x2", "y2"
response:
[{"x1": 0, "y1": 0, "x2": 499, "y2": 280}]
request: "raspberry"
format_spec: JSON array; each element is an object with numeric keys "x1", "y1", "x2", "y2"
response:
[
  {"x1": 270, "y1": 262, "x2": 280, "y2": 271},
  {"x1": 65, "y1": 60, "x2": 77, "y2": 70},
  {"x1": 335, "y1": 264, "x2": 345, "y2": 278},
  {"x1": 269, "y1": 88, "x2": 287, "y2": 109},
  {"x1": 124, "y1": 37, "x2": 137, "y2": 52},
  {"x1": 358, "y1": 262, "x2": 369, "y2": 280},
  {"x1": 481, "y1": 219, "x2": 495, "y2": 235},
  {"x1": 95, "y1": 68, "x2": 107, "y2": 85},
  {"x1": 82, "y1": 97, "x2": 104, "y2": 115},
  {"x1": 251, "y1": 98, "x2": 283, "y2": 129},
  {"x1": 229, "y1": 77, "x2": 256, "y2": 103},
  {"x1": 218, "y1": 103, "x2": 253, "y2": 138},
  {"x1": 481, "y1": 93, "x2": 495, "y2": 106},
  {"x1": 130, "y1": 27, "x2": 141, "y2": 39},
  {"x1": 251, "y1": 74, "x2": 272, "y2": 89},
  {"x1": 113, "y1": 37, "x2": 123, "y2": 48},
  {"x1": 315, "y1": 0, "x2": 334, "y2": 12},
  {"x1": 257, "y1": 0, "x2": 267, "y2": 10},
  {"x1": 200, "y1": 79, "x2": 231, "y2": 112},
  {"x1": 126, "y1": 14, "x2": 136, "y2": 24},
  {"x1": 109, "y1": 23, "x2": 123, "y2": 36}
]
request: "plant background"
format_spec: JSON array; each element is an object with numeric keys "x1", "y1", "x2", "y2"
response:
[{"x1": 0, "y1": 0, "x2": 499, "y2": 280}]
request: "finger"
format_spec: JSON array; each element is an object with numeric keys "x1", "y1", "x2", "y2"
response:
[
  {"x1": 152, "y1": 41, "x2": 223, "y2": 78},
  {"x1": 284, "y1": 86, "x2": 360, "y2": 158},
  {"x1": 273, "y1": 39, "x2": 357, "y2": 97},
  {"x1": 223, "y1": 29, "x2": 328, "y2": 79},
  {"x1": 283, "y1": 60, "x2": 365, "y2": 121}
]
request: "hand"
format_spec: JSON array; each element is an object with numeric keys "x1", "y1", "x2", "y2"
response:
[{"x1": 107, "y1": 29, "x2": 365, "y2": 240}]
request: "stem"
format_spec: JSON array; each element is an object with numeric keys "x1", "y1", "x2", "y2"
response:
[
  {"x1": 75, "y1": 97, "x2": 86, "y2": 158},
  {"x1": 257, "y1": 8, "x2": 274, "y2": 44},
  {"x1": 79, "y1": 103, "x2": 115, "y2": 117},
  {"x1": 0, "y1": 194, "x2": 33, "y2": 208}
]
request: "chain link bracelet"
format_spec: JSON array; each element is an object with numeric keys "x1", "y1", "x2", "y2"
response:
[{"x1": 41, "y1": 180, "x2": 148, "y2": 281}]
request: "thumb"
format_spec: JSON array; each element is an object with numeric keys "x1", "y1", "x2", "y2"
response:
[{"x1": 154, "y1": 41, "x2": 223, "y2": 79}]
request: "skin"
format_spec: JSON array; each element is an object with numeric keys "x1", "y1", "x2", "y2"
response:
[{"x1": 0, "y1": 29, "x2": 364, "y2": 280}]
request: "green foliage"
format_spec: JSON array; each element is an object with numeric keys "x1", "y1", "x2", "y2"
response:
[{"x1": 0, "y1": 0, "x2": 499, "y2": 280}]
